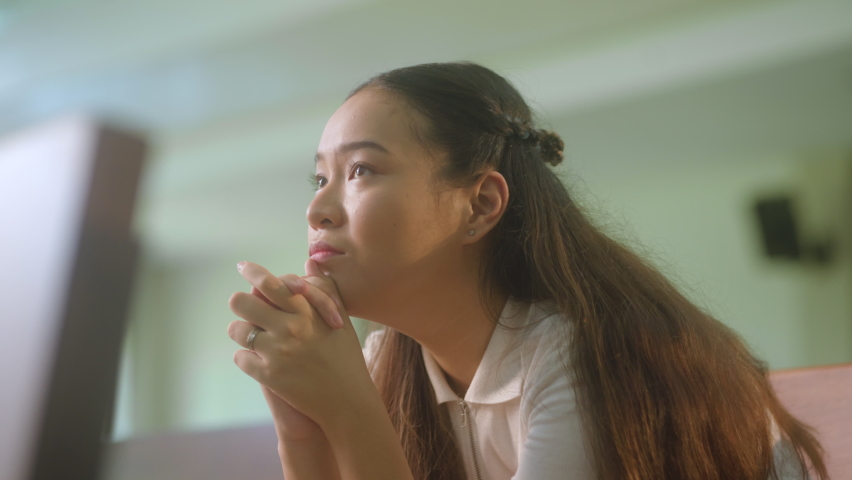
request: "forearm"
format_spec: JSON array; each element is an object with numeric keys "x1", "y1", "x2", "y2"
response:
[
  {"x1": 278, "y1": 433, "x2": 341, "y2": 480},
  {"x1": 322, "y1": 390, "x2": 415, "y2": 480}
]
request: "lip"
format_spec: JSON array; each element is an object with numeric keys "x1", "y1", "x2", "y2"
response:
[{"x1": 309, "y1": 241, "x2": 344, "y2": 262}]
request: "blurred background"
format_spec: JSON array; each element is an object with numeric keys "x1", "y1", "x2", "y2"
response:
[{"x1": 1, "y1": 0, "x2": 851, "y2": 442}]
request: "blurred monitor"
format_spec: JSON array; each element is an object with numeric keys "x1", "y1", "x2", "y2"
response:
[{"x1": 0, "y1": 116, "x2": 146, "y2": 480}]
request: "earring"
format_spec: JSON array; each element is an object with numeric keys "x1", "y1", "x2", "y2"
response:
[{"x1": 469, "y1": 230, "x2": 475, "y2": 236}]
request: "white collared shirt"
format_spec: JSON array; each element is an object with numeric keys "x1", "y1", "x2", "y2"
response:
[
  {"x1": 363, "y1": 297, "x2": 595, "y2": 479},
  {"x1": 361, "y1": 298, "x2": 804, "y2": 479}
]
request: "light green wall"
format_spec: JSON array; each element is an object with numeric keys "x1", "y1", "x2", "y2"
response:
[
  {"x1": 794, "y1": 154, "x2": 852, "y2": 366},
  {"x1": 577, "y1": 155, "x2": 803, "y2": 368}
]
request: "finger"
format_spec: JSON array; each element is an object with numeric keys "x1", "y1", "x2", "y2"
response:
[
  {"x1": 237, "y1": 262, "x2": 301, "y2": 312},
  {"x1": 300, "y1": 277, "x2": 352, "y2": 331},
  {"x1": 303, "y1": 259, "x2": 343, "y2": 310},
  {"x1": 229, "y1": 290, "x2": 283, "y2": 331},
  {"x1": 233, "y1": 349, "x2": 265, "y2": 381},
  {"x1": 304, "y1": 258, "x2": 326, "y2": 278},
  {"x1": 260, "y1": 384, "x2": 278, "y2": 402},
  {"x1": 251, "y1": 286, "x2": 281, "y2": 310},
  {"x1": 300, "y1": 277, "x2": 343, "y2": 312},
  {"x1": 227, "y1": 319, "x2": 266, "y2": 351},
  {"x1": 301, "y1": 276, "x2": 342, "y2": 311},
  {"x1": 253, "y1": 277, "x2": 305, "y2": 310},
  {"x1": 291, "y1": 278, "x2": 344, "y2": 329}
]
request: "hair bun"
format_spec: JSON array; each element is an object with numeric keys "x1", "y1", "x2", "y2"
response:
[{"x1": 537, "y1": 130, "x2": 564, "y2": 167}]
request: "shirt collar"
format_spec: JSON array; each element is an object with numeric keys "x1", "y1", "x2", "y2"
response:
[{"x1": 421, "y1": 297, "x2": 531, "y2": 405}]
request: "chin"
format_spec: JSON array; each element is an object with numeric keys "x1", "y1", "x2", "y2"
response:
[
  {"x1": 334, "y1": 278, "x2": 381, "y2": 321},
  {"x1": 325, "y1": 264, "x2": 398, "y2": 322},
  {"x1": 325, "y1": 272, "x2": 361, "y2": 316},
  {"x1": 339, "y1": 290, "x2": 369, "y2": 320}
]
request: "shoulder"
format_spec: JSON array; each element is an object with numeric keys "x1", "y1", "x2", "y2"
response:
[
  {"x1": 502, "y1": 300, "x2": 576, "y2": 416},
  {"x1": 508, "y1": 301, "x2": 595, "y2": 476},
  {"x1": 509, "y1": 299, "x2": 570, "y2": 373},
  {"x1": 361, "y1": 327, "x2": 386, "y2": 363}
]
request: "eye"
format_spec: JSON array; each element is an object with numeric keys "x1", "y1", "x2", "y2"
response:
[
  {"x1": 309, "y1": 173, "x2": 327, "y2": 191},
  {"x1": 353, "y1": 164, "x2": 372, "y2": 177}
]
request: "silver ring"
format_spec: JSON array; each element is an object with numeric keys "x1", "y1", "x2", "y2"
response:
[{"x1": 246, "y1": 327, "x2": 261, "y2": 351}]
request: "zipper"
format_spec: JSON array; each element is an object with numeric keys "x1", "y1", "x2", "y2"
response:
[{"x1": 459, "y1": 399, "x2": 483, "y2": 480}]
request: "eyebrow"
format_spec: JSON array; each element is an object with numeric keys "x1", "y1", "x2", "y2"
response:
[{"x1": 314, "y1": 140, "x2": 389, "y2": 163}]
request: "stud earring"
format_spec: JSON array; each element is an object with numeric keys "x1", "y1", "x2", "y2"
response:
[{"x1": 469, "y1": 230, "x2": 475, "y2": 236}]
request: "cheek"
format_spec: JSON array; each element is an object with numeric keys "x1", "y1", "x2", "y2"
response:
[
  {"x1": 349, "y1": 190, "x2": 450, "y2": 264},
  {"x1": 337, "y1": 195, "x2": 451, "y2": 317},
  {"x1": 349, "y1": 193, "x2": 410, "y2": 251}
]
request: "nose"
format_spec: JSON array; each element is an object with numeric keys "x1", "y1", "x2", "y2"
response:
[{"x1": 307, "y1": 183, "x2": 344, "y2": 231}]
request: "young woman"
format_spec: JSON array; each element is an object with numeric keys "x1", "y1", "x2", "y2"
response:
[{"x1": 227, "y1": 62, "x2": 827, "y2": 480}]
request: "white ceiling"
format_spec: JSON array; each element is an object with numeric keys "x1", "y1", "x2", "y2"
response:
[
  {"x1": 0, "y1": 0, "x2": 763, "y2": 135},
  {"x1": 2, "y1": 0, "x2": 851, "y2": 263}
]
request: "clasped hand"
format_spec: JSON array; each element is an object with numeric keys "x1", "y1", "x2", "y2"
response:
[{"x1": 227, "y1": 259, "x2": 372, "y2": 436}]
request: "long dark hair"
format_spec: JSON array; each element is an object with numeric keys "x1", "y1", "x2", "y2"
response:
[{"x1": 353, "y1": 62, "x2": 827, "y2": 480}]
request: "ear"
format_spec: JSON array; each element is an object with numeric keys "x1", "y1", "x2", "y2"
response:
[{"x1": 463, "y1": 170, "x2": 509, "y2": 243}]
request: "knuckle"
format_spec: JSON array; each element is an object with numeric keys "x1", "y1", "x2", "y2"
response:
[
  {"x1": 312, "y1": 280, "x2": 335, "y2": 299},
  {"x1": 284, "y1": 322, "x2": 303, "y2": 340},
  {"x1": 228, "y1": 292, "x2": 244, "y2": 312},
  {"x1": 304, "y1": 276, "x2": 327, "y2": 290},
  {"x1": 289, "y1": 293, "x2": 310, "y2": 312},
  {"x1": 278, "y1": 343, "x2": 294, "y2": 358},
  {"x1": 279, "y1": 274, "x2": 304, "y2": 294},
  {"x1": 258, "y1": 276, "x2": 281, "y2": 293}
]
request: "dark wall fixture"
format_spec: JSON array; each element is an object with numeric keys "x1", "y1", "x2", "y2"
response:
[{"x1": 754, "y1": 196, "x2": 833, "y2": 265}]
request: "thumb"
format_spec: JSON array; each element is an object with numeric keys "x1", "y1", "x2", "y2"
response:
[
  {"x1": 303, "y1": 258, "x2": 344, "y2": 311},
  {"x1": 304, "y1": 258, "x2": 326, "y2": 278}
]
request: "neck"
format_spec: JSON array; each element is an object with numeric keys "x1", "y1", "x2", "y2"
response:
[{"x1": 368, "y1": 261, "x2": 507, "y2": 398}]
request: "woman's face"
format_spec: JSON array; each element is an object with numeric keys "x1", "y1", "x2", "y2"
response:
[{"x1": 307, "y1": 88, "x2": 470, "y2": 320}]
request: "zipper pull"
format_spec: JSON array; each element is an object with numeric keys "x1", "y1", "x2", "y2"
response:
[{"x1": 459, "y1": 400, "x2": 467, "y2": 428}]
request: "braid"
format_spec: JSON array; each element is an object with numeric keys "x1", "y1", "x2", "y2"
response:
[{"x1": 499, "y1": 114, "x2": 565, "y2": 167}]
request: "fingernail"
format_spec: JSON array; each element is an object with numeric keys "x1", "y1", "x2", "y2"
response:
[
  {"x1": 237, "y1": 262, "x2": 246, "y2": 272},
  {"x1": 334, "y1": 313, "x2": 345, "y2": 329}
]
